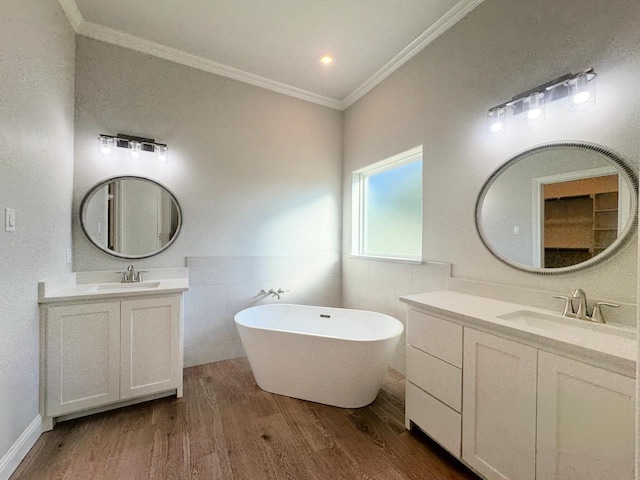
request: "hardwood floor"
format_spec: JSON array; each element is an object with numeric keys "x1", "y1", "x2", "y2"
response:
[{"x1": 12, "y1": 357, "x2": 479, "y2": 480}]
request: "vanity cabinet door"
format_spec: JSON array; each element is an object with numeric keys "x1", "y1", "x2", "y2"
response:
[
  {"x1": 462, "y1": 328, "x2": 537, "y2": 480},
  {"x1": 120, "y1": 296, "x2": 182, "y2": 400},
  {"x1": 46, "y1": 302, "x2": 121, "y2": 416},
  {"x1": 536, "y1": 351, "x2": 635, "y2": 480}
]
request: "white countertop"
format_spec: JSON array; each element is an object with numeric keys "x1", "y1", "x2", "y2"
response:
[
  {"x1": 38, "y1": 268, "x2": 189, "y2": 303},
  {"x1": 401, "y1": 290, "x2": 636, "y2": 377}
]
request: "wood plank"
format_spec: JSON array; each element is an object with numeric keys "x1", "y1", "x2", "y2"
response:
[
  {"x1": 10, "y1": 358, "x2": 480, "y2": 480},
  {"x1": 304, "y1": 401, "x2": 392, "y2": 476},
  {"x1": 373, "y1": 466, "x2": 407, "y2": 480}
]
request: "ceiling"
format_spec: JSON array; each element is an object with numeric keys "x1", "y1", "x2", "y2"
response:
[{"x1": 59, "y1": 0, "x2": 483, "y2": 110}]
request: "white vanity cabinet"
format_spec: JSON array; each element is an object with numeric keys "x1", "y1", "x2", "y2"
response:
[
  {"x1": 403, "y1": 294, "x2": 636, "y2": 480},
  {"x1": 536, "y1": 351, "x2": 635, "y2": 480},
  {"x1": 42, "y1": 293, "x2": 183, "y2": 429},
  {"x1": 462, "y1": 328, "x2": 537, "y2": 480},
  {"x1": 405, "y1": 309, "x2": 463, "y2": 457}
]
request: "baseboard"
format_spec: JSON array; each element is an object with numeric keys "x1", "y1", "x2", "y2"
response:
[{"x1": 0, "y1": 415, "x2": 42, "y2": 480}]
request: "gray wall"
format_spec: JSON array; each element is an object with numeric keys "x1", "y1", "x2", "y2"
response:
[
  {"x1": 72, "y1": 38, "x2": 344, "y2": 367},
  {"x1": 0, "y1": 0, "x2": 75, "y2": 462},
  {"x1": 342, "y1": 0, "x2": 640, "y2": 307},
  {"x1": 73, "y1": 37, "x2": 343, "y2": 270}
]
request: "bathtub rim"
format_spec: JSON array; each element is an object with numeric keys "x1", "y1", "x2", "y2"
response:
[{"x1": 234, "y1": 303, "x2": 404, "y2": 343}]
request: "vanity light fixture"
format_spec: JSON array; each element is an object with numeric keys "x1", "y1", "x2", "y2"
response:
[
  {"x1": 486, "y1": 68, "x2": 597, "y2": 134},
  {"x1": 98, "y1": 133, "x2": 169, "y2": 164}
]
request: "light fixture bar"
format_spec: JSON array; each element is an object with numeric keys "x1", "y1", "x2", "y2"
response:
[
  {"x1": 489, "y1": 68, "x2": 596, "y2": 112},
  {"x1": 98, "y1": 133, "x2": 169, "y2": 163},
  {"x1": 487, "y1": 68, "x2": 596, "y2": 134}
]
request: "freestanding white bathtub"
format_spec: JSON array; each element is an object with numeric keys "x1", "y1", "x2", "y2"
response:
[{"x1": 234, "y1": 304, "x2": 403, "y2": 408}]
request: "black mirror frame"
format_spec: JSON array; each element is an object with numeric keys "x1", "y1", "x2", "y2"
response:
[{"x1": 80, "y1": 175, "x2": 183, "y2": 259}]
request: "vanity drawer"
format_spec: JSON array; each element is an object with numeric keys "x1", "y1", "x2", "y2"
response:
[
  {"x1": 407, "y1": 309, "x2": 463, "y2": 368},
  {"x1": 407, "y1": 346, "x2": 462, "y2": 412},
  {"x1": 406, "y1": 382, "x2": 461, "y2": 458}
]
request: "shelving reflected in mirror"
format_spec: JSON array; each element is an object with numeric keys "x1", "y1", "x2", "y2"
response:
[{"x1": 476, "y1": 142, "x2": 638, "y2": 275}]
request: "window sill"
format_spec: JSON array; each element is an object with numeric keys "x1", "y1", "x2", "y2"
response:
[{"x1": 349, "y1": 255, "x2": 424, "y2": 265}]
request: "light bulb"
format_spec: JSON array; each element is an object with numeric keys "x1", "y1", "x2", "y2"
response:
[
  {"x1": 98, "y1": 136, "x2": 114, "y2": 156},
  {"x1": 156, "y1": 145, "x2": 168, "y2": 164},
  {"x1": 318, "y1": 54, "x2": 335, "y2": 65},
  {"x1": 568, "y1": 72, "x2": 596, "y2": 111},
  {"x1": 572, "y1": 90, "x2": 590, "y2": 105},
  {"x1": 487, "y1": 107, "x2": 506, "y2": 135},
  {"x1": 130, "y1": 141, "x2": 142, "y2": 159},
  {"x1": 527, "y1": 108, "x2": 542, "y2": 121},
  {"x1": 524, "y1": 92, "x2": 545, "y2": 124}
]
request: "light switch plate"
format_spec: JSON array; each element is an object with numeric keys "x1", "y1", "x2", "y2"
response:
[
  {"x1": 66, "y1": 248, "x2": 72, "y2": 264},
  {"x1": 5, "y1": 207, "x2": 15, "y2": 232}
]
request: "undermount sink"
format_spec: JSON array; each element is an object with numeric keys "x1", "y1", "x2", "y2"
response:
[
  {"x1": 87, "y1": 281, "x2": 161, "y2": 292},
  {"x1": 497, "y1": 310, "x2": 636, "y2": 339}
]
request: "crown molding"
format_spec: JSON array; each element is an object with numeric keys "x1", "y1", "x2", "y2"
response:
[
  {"x1": 341, "y1": 0, "x2": 485, "y2": 109},
  {"x1": 57, "y1": 0, "x2": 83, "y2": 32},
  {"x1": 77, "y1": 21, "x2": 344, "y2": 110},
  {"x1": 58, "y1": 0, "x2": 484, "y2": 111}
]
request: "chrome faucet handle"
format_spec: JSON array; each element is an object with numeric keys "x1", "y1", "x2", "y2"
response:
[
  {"x1": 258, "y1": 289, "x2": 268, "y2": 295},
  {"x1": 135, "y1": 270, "x2": 149, "y2": 282},
  {"x1": 591, "y1": 302, "x2": 620, "y2": 324},
  {"x1": 268, "y1": 288, "x2": 281, "y2": 299},
  {"x1": 114, "y1": 271, "x2": 130, "y2": 283},
  {"x1": 552, "y1": 295, "x2": 574, "y2": 316},
  {"x1": 276, "y1": 288, "x2": 290, "y2": 294}
]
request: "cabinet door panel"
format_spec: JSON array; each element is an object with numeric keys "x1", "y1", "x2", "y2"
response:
[
  {"x1": 120, "y1": 296, "x2": 182, "y2": 399},
  {"x1": 46, "y1": 302, "x2": 120, "y2": 416},
  {"x1": 462, "y1": 328, "x2": 537, "y2": 480},
  {"x1": 537, "y1": 351, "x2": 635, "y2": 480}
]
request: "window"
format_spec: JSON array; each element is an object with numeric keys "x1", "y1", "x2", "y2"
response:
[{"x1": 352, "y1": 146, "x2": 422, "y2": 260}]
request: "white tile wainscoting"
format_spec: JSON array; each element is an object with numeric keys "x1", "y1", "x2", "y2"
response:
[
  {"x1": 341, "y1": 256, "x2": 452, "y2": 373},
  {"x1": 184, "y1": 255, "x2": 341, "y2": 367}
]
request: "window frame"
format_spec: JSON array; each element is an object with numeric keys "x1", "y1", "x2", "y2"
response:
[{"x1": 351, "y1": 146, "x2": 423, "y2": 262}]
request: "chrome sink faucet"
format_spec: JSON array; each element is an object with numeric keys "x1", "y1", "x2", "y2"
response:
[
  {"x1": 571, "y1": 288, "x2": 589, "y2": 320},
  {"x1": 553, "y1": 289, "x2": 619, "y2": 323},
  {"x1": 115, "y1": 265, "x2": 149, "y2": 283}
]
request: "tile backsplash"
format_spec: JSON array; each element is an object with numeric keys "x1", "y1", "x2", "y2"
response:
[
  {"x1": 341, "y1": 255, "x2": 452, "y2": 373},
  {"x1": 184, "y1": 255, "x2": 341, "y2": 367}
]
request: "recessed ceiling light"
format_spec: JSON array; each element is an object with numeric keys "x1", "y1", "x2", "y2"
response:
[{"x1": 318, "y1": 54, "x2": 335, "y2": 65}]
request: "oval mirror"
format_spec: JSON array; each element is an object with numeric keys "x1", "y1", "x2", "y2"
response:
[
  {"x1": 81, "y1": 176, "x2": 182, "y2": 259},
  {"x1": 476, "y1": 142, "x2": 638, "y2": 274}
]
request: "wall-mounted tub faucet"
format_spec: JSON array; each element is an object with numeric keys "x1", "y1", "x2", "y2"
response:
[
  {"x1": 258, "y1": 288, "x2": 290, "y2": 299},
  {"x1": 268, "y1": 288, "x2": 281, "y2": 299}
]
